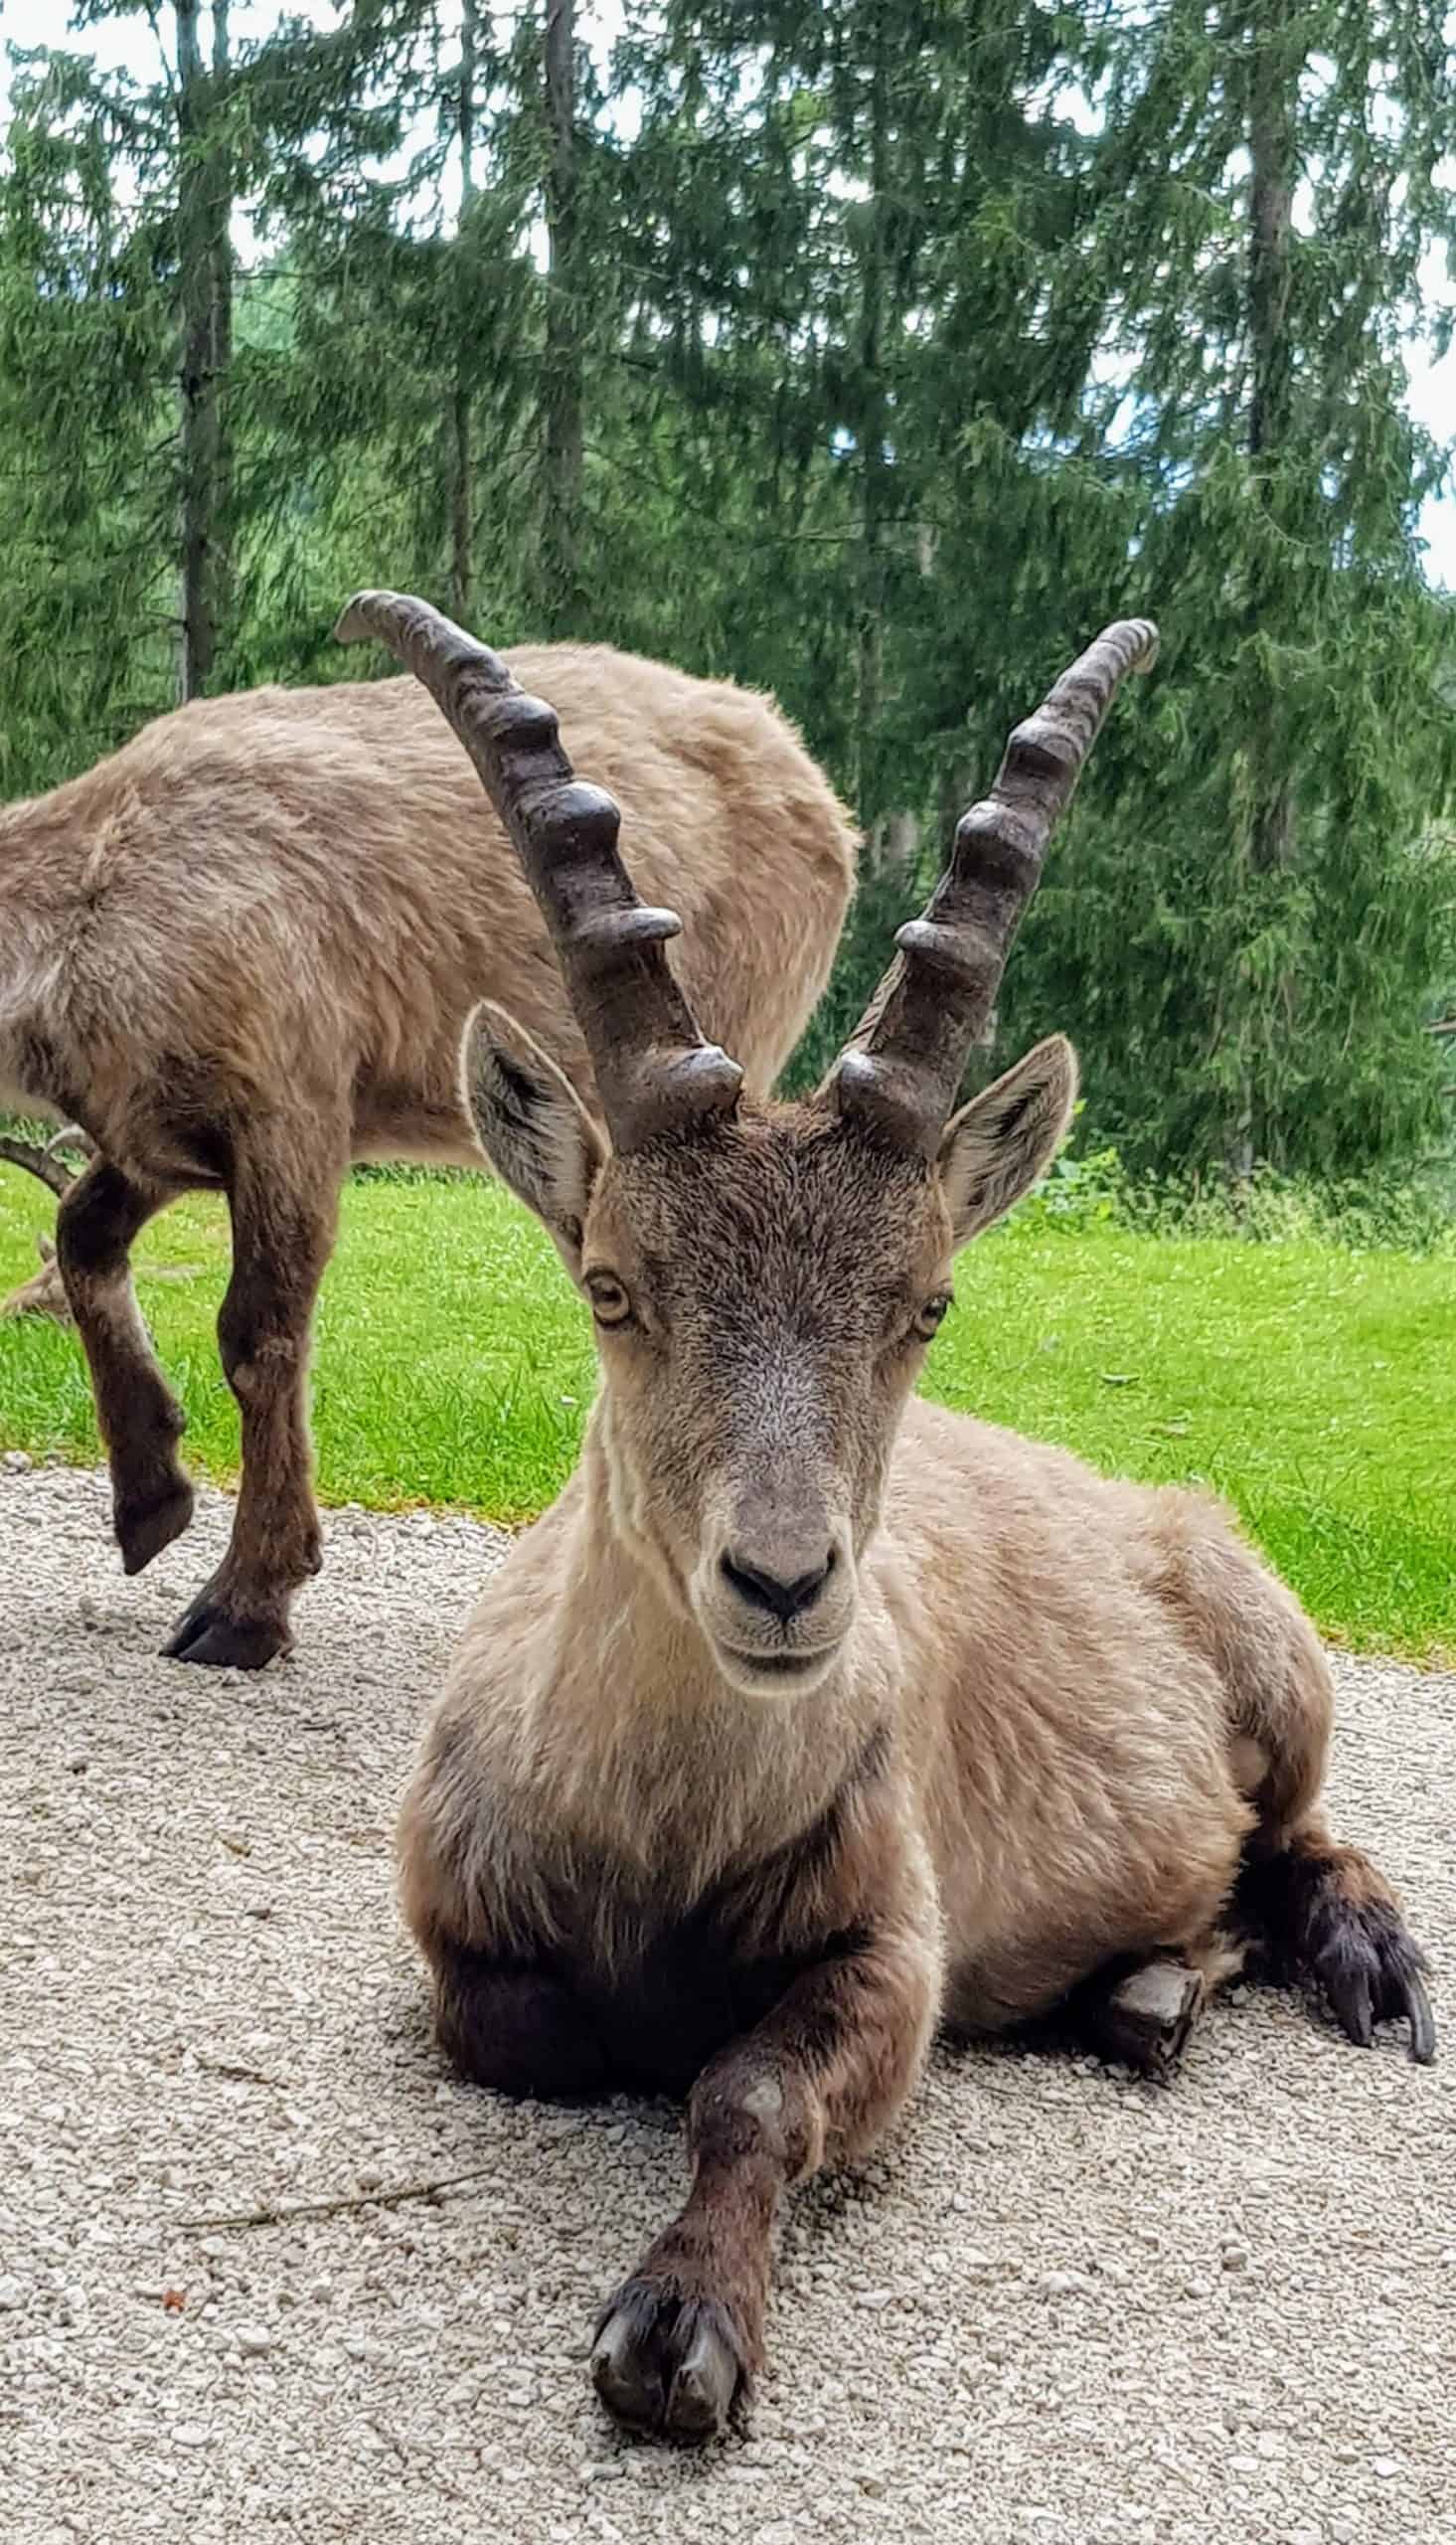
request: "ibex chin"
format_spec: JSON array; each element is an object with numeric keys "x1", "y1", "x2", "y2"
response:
[
  {"x1": 359, "y1": 593, "x2": 1435, "y2": 2446},
  {"x1": 0, "y1": 645, "x2": 854, "y2": 1665}
]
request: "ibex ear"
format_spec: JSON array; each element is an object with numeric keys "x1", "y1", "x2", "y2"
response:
[
  {"x1": 461, "y1": 1002, "x2": 607, "y2": 1280},
  {"x1": 937, "y1": 1035, "x2": 1078, "y2": 1248}
]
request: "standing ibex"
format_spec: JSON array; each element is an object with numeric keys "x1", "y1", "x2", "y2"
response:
[
  {"x1": 0, "y1": 649, "x2": 854, "y2": 1665},
  {"x1": 354, "y1": 592, "x2": 1435, "y2": 2445}
]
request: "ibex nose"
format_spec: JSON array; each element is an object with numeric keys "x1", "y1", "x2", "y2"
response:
[{"x1": 720, "y1": 1546, "x2": 835, "y2": 1624}]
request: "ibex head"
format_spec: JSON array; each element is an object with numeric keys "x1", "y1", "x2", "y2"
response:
[{"x1": 337, "y1": 594, "x2": 1157, "y2": 1699}]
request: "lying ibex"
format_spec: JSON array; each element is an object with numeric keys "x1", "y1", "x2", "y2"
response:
[
  {"x1": 0, "y1": 647, "x2": 855, "y2": 1664},
  {"x1": 359, "y1": 592, "x2": 1435, "y2": 2444},
  {"x1": 0, "y1": 1126, "x2": 90, "y2": 1320}
]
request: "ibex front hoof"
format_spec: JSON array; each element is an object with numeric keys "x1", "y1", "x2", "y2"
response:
[
  {"x1": 591, "y1": 2278, "x2": 746, "y2": 2443},
  {"x1": 116, "y1": 1474, "x2": 195, "y2": 1576},
  {"x1": 163, "y1": 1577, "x2": 292, "y2": 1669}
]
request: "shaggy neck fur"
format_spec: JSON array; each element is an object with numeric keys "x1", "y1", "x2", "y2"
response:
[{"x1": 515, "y1": 1402, "x2": 895, "y2": 1906}]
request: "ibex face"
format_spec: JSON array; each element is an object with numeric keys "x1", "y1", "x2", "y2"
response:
[
  {"x1": 338, "y1": 591, "x2": 1157, "y2": 1697},
  {"x1": 461, "y1": 1023, "x2": 1077, "y2": 1697},
  {"x1": 586, "y1": 1111, "x2": 946, "y2": 1692}
]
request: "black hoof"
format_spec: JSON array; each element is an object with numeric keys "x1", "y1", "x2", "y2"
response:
[
  {"x1": 1077, "y1": 1955, "x2": 1206, "y2": 2082},
  {"x1": 116, "y1": 1474, "x2": 195, "y2": 1576},
  {"x1": 590, "y1": 2278, "x2": 747, "y2": 2443},
  {"x1": 1310, "y1": 1895, "x2": 1436, "y2": 2066},
  {"x1": 163, "y1": 1585, "x2": 290, "y2": 1669}
]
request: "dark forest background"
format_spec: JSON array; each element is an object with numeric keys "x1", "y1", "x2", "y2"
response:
[{"x1": 4, "y1": 1, "x2": 1456, "y2": 1184}]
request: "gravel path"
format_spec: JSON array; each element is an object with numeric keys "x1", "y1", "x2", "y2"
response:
[{"x1": 2, "y1": 1461, "x2": 1452, "y2": 2545}]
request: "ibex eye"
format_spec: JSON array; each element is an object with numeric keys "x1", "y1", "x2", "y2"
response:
[
  {"x1": 914, "y1": 1293, "x2": 952, "y2": 1340},
  {"x1": 586, "y1": 1274, "x2": 632, "y2": 1327}
]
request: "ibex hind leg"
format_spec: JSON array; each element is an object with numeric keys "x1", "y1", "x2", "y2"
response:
[
  {"x1": 164, "y1": 1120, "x2": 343, "y2": 1669},
  {"x1": 1222, "y1": 1600, "x2": 1433, "y2": 2063},
  {"x1": 1233, "y1": 1823, "x2": 1435, "y2": 2065},
  {"x1": 1159, "y1": 1500, "x2": 1435, "y2": 2064},
  {"x1": 55, "y1": 1159, "x2": 195, "y2": 1573}
]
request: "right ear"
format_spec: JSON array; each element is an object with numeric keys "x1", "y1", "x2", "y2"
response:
[{"x1": 460, "y1": 1001, "x2": 607, "y2": 1281}]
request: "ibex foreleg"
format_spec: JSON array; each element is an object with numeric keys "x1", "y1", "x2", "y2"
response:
[
  {"x1": 55, "y1": 1159, "x2": 194, "y2": 1573},
  {"x1": 590, "y1": 1893, "x2": 940, "y2": 2442},
  {"x1": 164, "y1": 1125, "x2": 342, "y2": 1669}
]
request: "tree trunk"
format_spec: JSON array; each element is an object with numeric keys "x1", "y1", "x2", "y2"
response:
[
  {"x1": 448, "y1": 0, "x2": 480, "y2": 624},
  {"x1": 542, "y1": 0, "x2": 584, "y2": 636},
  {"x1": 855, "y1": 5, "x2": 890, "y2": 844},
  {"x1": 175, "y1": 0, "x2": 232, "y2": 702},
  {"x1": 1229, "y1": 4, "x2": 1298, "y2": 1183}
]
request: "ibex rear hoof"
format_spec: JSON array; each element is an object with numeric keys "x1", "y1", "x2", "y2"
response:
[
  {"x1": 163, "y1": 1584, "x2": 291, "y2": 1670},
  {"x1": 116, "y1": 1474, "x2": 195, "y2": 1576}
]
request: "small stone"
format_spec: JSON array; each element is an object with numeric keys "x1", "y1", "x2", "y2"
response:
[
  {"x1": 1184, "y1": 2276, "x2": 1213, "y2": 2298},
  {"x1": 171, "y1": 2424, "x2": 210, "y2": 2449},
  {"x1": 235, "y1": 2323, "x2": 272, "y2": 2356},
  {"x1": 0, "y1": 2276, "x2": 25, "y2": 2309},
  {"x1": 1039, "y1": 2270, "x2": 1092, "y2": 2297},
  {"x1": 1227, "y1": 2456, "x2": 1259, "y2": 2475},
  {"x1": 1372, "y1": 2459, "x2": 1399, "y2": 2479},
  {"x1": 1221, "y1": 2244, "x2": 1249, "y2": 2273},
  {"x1": 857, "y1": 2473, "x2": 888, "y2": 2498},
  {"x1": 3, "y1": 1449, "x2": 33, "y2": 1472}
]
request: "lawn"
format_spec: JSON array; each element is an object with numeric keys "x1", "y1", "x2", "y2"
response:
[{"x1": 0, "y1": 1167, "x2": 1450, "y2": 1660}]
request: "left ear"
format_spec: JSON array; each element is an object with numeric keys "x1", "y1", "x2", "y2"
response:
[{"x1": 937, "y1": 1035, "x2": 1078, "y2": 1247}]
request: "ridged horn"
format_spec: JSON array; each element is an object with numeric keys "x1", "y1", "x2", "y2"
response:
[
  {"x1": 823, "y1": 619, "x2": 1159, "y2": 1154},
  {"x1": 334, "y1": 590, "x2": 743, "y2": 1151}
]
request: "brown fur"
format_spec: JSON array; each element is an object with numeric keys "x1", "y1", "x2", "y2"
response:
[
  {"x1": 0, "y1": 654, "x2": 855, "y2": 1664},
  {"x1": 400, "y1": 1070, "x2": 1434, "y2": 2441}
]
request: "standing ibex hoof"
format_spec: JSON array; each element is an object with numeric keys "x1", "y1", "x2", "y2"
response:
[
  {"x1": 163, "y1": 1576, "x2": 292, "y2": 1670},
  {"x1": 591, "y1": 2277, "x2": 747, "y2": 2442},
  {"x1": 116, "y1": 1474, "x2": 196, "y2": 1576}
]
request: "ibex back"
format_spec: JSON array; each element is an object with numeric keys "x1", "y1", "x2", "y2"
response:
[
  {"x1": 356, "y1": 594, "x2": 1433, "y2": 2446},
  {"x1": 0, "y1": 650, "x2": 854, "y2": 1664}
]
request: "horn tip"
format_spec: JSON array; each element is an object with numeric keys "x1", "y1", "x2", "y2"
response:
[
  {"x1": 333, "y1": 590, "x2": 389, "y2": 645},
  {"x1": 1125, "y1": 616, "x2": 1160, "y2": 671}
]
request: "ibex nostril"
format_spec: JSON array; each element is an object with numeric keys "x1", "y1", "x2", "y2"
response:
[{"x1": 721, "y1": 1550, "x2": 834, "y2": 1624}]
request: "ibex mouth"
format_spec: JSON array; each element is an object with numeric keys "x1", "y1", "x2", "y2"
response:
[{"x1": 718, "y1": 1642, "x2": 844, "y2": 1696}]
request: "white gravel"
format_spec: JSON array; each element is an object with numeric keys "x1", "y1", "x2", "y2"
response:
[{"x1": 1, "y1": 1460, "x2": 1453, "y2": 2545}]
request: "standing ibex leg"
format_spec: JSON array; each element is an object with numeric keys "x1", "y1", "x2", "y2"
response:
[
  {"x1": 55, "y1": 1159, "x2": 194, "y2": 1574},
  {"x1": 164, "y1": 1128, "x2": 343, "y2": 1670}
]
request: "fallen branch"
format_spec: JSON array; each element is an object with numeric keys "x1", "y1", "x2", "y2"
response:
[{"x1": 179, "y1": 2165, "x2": 500, "y2": 2231}]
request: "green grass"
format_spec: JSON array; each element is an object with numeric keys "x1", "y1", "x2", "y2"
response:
[{"x1": 0, "y1": 1170, "x2": 1450, "y2": 1659}]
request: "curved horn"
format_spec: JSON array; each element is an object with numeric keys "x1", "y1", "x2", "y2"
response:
[
  {"x1": 0, "y1": 1133, "x2": 80, "y2": 1202},
  {"x1": 334, "y1": 590, "x2": 742, "y2": 1151},
  {"x1": 824, "y1": 619, "x2": 1159, "y2": 1156}
]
